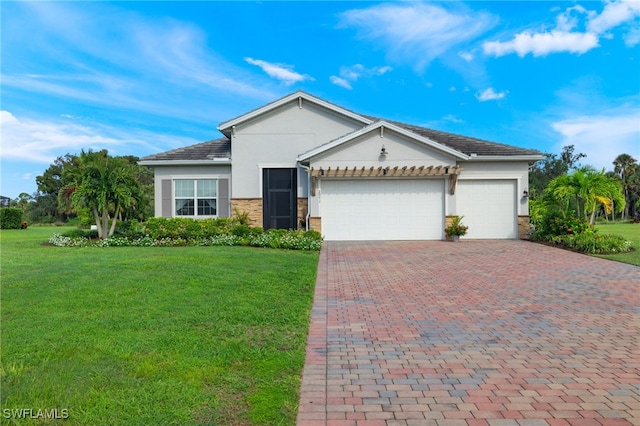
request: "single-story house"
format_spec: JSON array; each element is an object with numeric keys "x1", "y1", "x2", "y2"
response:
[{"x1": 139, "y1": 91, "x2": 542, "y2": 241}]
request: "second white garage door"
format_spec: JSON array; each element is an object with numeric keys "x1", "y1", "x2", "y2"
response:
[
  {"x1": 457, "y1": 179, "x2": 517, "y2": 239},
  {"x1": 320, "y1": 179, "x2": 444, "y2": 241}
]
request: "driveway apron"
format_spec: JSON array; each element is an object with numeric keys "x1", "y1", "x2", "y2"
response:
[{"x1": 296, "y1": 240, "x2": 640, "y2": 426}]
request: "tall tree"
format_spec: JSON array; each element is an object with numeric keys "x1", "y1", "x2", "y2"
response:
[
  {"x1": 63, "y1": 150, "x2": 142, "y2": 238},
  {"x1": 546, "y1": 167, "x2": 625, "y2": 224},
  {"x1": 560, "y1": 145, "x2": 587, "y2": 170},
  {"x1": 33, "y1": 153, "x2": 81, "y2": 222},
  {"x1": 612, "y1": 154, "x2": 638, "y2": 220},
  {"x1": 529, "y1": 145, "x2": 586, "y2": 199},
  {"x1": 529, "y1": 153, "x2": 568, "y2": 199}
]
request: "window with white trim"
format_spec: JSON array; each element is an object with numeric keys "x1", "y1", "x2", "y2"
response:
[{"x1": 174, "y1": 179, "x2": 217, "y2": 217}]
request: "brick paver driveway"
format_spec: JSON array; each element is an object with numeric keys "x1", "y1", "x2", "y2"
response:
[{"x1": 297, "y1": 240, "x2": 640, "y2": 426}]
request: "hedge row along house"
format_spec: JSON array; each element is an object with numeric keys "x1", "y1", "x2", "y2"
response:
[{"x1": 140, "y1": 91, "x2": 542, "y2": 241}]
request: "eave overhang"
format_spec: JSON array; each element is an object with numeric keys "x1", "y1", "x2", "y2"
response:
[
  {"x1": 138, "y1": 159, "x2": 232, "y2": 166},
  {"x1": 465, "y1": 154, "x2": 544, "y2": 162}
]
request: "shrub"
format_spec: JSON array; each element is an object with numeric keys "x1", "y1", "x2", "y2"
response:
[
  {"x1": 0, "y1": 208, "x2": 24, "y2": 229},
  {"x1": 63, "y1": 228, "x2": 88, "y2": 238},
  {"x1": 552, "y1": 232, "x2": 632, "y2": 254},
  {"x1": 532, "y1": 209, "x2": 592, "y2": 241},
  {"x1": 114, "y1": 219, "x2": 145, "y2": 239},
  {"x1": 231, "y1": 224, "x2": 251, "y2": 237},
  {"x1": 50, "y1": 217, "x2": 323, "y2": 251}
]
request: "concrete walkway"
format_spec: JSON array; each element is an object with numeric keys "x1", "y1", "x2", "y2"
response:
[{"x1": 296, "y1": 240, "x2": 640, "y2": 426}]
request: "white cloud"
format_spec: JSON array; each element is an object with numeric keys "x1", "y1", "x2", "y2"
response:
[
  {"x1": 244, "y1": 57, "x2": 313, "y2": 85},
  {"x1": 483, "y1": 31, "x2": 599, "y2": 57},
  {"x1": 551, "y1": 108, "x2": 640, "y2": 170},
  {"x1": 588, "y1": 0, "x2": 640, "y2": 34},
  {"x1": 1, "y1": 1, "x2": 277, "y2": 127},
  {"x1": 329, "y1": 76, "x2": 352, "y2": 90},
  {"x1": 476, "y1": 88, "x2": 507, "y2": 101},
  {"x1": 0, "y1": 110, "x2": 200, "y2": 164},
  {"x1": 484, "y1": 1, "x2": 640, "y2": 58},
  {"x1": 330, "y1": 64, "x2": 393, "y2": 89},
  {"x1": 458, "y1": 51, "x2": 474, "y2": 62},
  {"x1": 624, "y1": 26, "x2": 640, "y2": 46},
  {"x1": 338, "y1": 3, "x2": 497, "y2": 70},
  {"x1": 443, "y1": 114, "x2": 464, "y2": 124}
]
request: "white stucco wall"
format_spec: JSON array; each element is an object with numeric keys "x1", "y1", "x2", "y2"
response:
[
  {"x1": 311, "y1": 129, "x2": 457, "y2": 168},
  {"x1": 231, "y1": 100, "x2": 364, "y2": 198}
]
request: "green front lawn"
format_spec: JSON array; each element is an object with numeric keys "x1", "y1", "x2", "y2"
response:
[
  {"x1": 595, "y1": 222, "x2": 640, "y2": 266},
  {"x1": 1, "y1": 227, "x2": 319, "y2": 425}
]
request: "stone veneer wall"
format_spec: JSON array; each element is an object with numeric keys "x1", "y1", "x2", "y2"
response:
[
  {"x1": 309, "y1": 217, "x2": 322, "y2": 234},
  {"x1": 231, "y1": 198, "x2": 262, "y2": 227},
  {"x1": 231, "y1": 198, "x2": 309, "y2": 230},
  {"x1": 518, "y1": 215, "x2": 532, "y2": 240},
  {"x1": 297, "y1": 198, "x2": 308, "y2": 230}
]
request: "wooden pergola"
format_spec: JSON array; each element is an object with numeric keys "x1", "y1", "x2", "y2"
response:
[{"x1": 308, "y1": 165, "x2": 463, "y2": 195}]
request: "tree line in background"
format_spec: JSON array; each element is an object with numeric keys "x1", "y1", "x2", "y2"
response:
[
  {"x1": 2, "y1": 145, "x2": 638, "y2": 235},
  {"x1": 5, "y1": 150, "x2": 153, "y2": 234},
  {"x1": 528, "y1": 146, "x2": 637, "y2": 254},
  {"x1": 529, "y1": 145, "x2": 638, "y2": 221}
]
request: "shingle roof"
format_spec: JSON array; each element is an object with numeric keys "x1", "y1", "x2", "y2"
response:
[
  {"x1": 141, "y1": 92, "x2": 541, "y2": 163},
  {"x1": 379, "y1": 118, "x2": 541, "y2": 157},
  {"x1": 140, "y1": 138, "x2": 230, "y2": 161}
]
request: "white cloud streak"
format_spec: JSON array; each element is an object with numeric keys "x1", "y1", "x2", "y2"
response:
[
  {"x1": 330, "y1": 76, "x2": 352, "y2": 90},
  {"x1": 484, "y1": 31, "x2": 599, "y2": 57},
  {"x1": 0, "y1": 111, "x2": 201, "y2": 164},
  {"x1": 244, "y1": 57, "x2": 314, "y2": 85},
  {"x1": 338, "y1": 3, "x2": 497, "y2": 70},
  {"x1": 551, "y1": 107, "x2": 640, "y2": 170},
  {"x1": 476, "y1": 88, "x2": 507, "y2": 101},
  {"x1": 1, "y1": 2, "x2": 278, "y2": 127},
  {"x1": 588, "y1": 0, "x2": 640, "y2": 34},
  {"x1": 483, "y1": 1, "x2": 640, "y2": 58},
  {"x1": 330, "y1": 64, "x2": 392, "y2": 89}
]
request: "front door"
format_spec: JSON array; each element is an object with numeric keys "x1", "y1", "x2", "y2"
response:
[{"x1": 262, "y1": 168, "x2": 297, "y2": 230}]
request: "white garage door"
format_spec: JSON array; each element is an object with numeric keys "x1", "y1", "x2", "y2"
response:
[
  {"x1": 457, "y1": 180, "x2": 517, "y2": 239},
  {"x1": 321, "y1": 179, "x2": 444, "y2": 241}
]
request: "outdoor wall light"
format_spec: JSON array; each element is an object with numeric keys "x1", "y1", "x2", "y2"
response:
[
  {"x1": 522, "y1": 189, "x2": 529, "y2": 198},
  {"x1": 380, "y1": 145, "x2": 388, "y2": 156}
]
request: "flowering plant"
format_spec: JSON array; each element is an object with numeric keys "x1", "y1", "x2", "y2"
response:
[{"x1": 444, "y1": 215, "x2": 468, "y2": 237}]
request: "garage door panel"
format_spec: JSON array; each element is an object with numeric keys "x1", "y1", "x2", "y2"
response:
[
  {"x1": 321, "y1": 179, "x2": 444, "y2": 241},
  {"x1": 457, "y1": 180, "x2": 517, "y2": 239}
]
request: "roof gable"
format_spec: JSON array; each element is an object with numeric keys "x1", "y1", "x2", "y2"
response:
[
  {"x1": 298, "y1": 121, "x2": 470, "y2": 162},
  {"x1": 217, "y1": 91, "x2": 373, "y2": 137}
]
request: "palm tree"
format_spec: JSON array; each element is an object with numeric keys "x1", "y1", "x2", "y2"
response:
[
  {"x1": 613, "y1": 154, "x2": 638, "y2": 220},
  {"x1": 65, "y1": 150, "x2": 142, "y2": 238},
  {"x1": 546, "y1": 167, "x2": 625, "y2": 225}
]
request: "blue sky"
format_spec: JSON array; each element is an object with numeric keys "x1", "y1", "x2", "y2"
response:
[{"x1": 1, "y1": 1, "x2": 639, "y2": 199}]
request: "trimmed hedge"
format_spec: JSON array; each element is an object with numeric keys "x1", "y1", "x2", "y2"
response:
[{"x1": 0, "y1": 208, "x2": 23, "y2": 229}]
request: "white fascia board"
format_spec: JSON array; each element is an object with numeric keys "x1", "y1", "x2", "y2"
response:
[
  {"x1": 465, "y1": 155, "x2": 544, "y2": 162},
  {"x1": 138, "y1": 159, "x2": 232, "y2": 166},
  {"x1": 297, "y1": 121, "x2": 469, "y2": 162},
  {"x1": 217, "y1": 91, "x2": 372, "y2": 135}
]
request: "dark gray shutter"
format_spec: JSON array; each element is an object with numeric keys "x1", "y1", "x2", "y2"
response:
[
  {"x1": 218, "y1": 178, "x2": 229, "y2": 218},
  {"x1": 161, "y1": 179, "x2": 172, "y2": 218}
]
